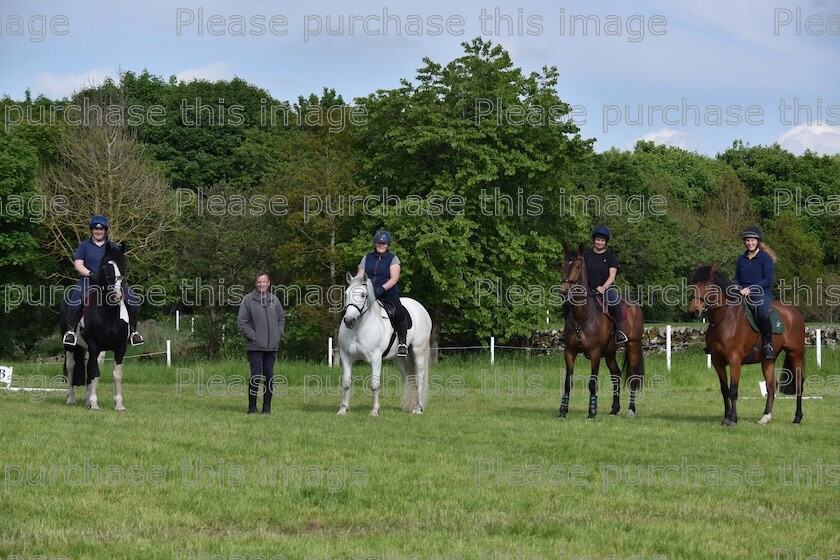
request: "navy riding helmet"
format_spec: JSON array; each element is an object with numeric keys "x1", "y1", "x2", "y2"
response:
[
  {"x1": 591, "y1": 225, "x2": 611, "y2": 241},
  {"x1": 741, "y1": 226, "x2": 762, "y2": 241},
  {"x1": 89, "y1": 215, "x2": 109, "y2": 230},
  {"x1": 373, "y1": 230, "x2": 392, "y2": 244}
]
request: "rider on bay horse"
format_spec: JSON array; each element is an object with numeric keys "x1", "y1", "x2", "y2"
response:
[
  {"x1": 357, "y1": 230, "x2": 408, "y2": 357},
  {"x1": 63, "y1": 215, "x2": 143, "y2": 347},
  {"x1": 733, "y1": 226, "x2": 776, "y2": 361},
  {"x1": 585, "y1": 225, "x2": 627, "y2": 345}
]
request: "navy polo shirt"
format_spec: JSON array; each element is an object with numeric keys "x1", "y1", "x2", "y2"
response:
[
  {"x1": 733, "y1": 249, "x2": 774, "y2": 292},
  {"x1": 73, "y1": 238, "x2": 118, "y2": 273}
]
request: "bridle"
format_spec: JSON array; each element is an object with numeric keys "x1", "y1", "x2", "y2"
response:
[
  {"x1": 693, "y1": 281, "x2": 733, "y2": 328},
  {"x1": 342, "y1": 284, "x2": 372, "y2": 324}
]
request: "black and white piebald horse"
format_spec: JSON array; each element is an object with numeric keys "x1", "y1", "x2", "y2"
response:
[{"x1": 59, "y1": 242, "x2": 130, "y2": 411}]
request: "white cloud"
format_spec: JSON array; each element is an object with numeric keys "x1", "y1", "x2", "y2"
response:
[
  {"x1": 31, "y1": 69, "x2": 114, "y2": 99},
  {"x1": 633, "y1": 128, "x2": 700, "y2": 151},
  {"x1": 778, "y1": 125, "x2": 840, "y2": 155},
  {"x1": 175, "y1": 62, "x2": 234, "y2": 83}
]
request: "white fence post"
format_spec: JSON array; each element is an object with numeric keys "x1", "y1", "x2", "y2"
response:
[
  {"x1": 490, "y1": 336, "x2": 495, "y2": 366},
  {"x1": 666, "y1": 325, "x2": 672, "y2": 371},
  {"x1": 328, "y1": 337, "x2": 334, "y2": 367},
  {"x1": 166, "y1": 340, "x2": 171, "y2": 367},
  {"x1": 191, "y1": 317, "x2": 194, "y2": 334},
  {"x1": 707, "y1": 354, "x2": 711, "y2": 369},
  {"x1": 176, "y1": 310, "x2": 180, "y2": 331},
  {"x1": 816, "y1": 328, "x2": 822, "y2": 369}
]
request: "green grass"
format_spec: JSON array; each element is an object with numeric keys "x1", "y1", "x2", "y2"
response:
[{"x1": 1, "y1": 350, "x2": 838, "y2": 559}]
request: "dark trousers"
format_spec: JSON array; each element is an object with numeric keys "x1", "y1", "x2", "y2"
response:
[
  {"x1": 377, "y1": 291, "x2": 406, "y2": 322},
  {"x1": 248, "y1": 350, "x2": 276, "y2": 410}
]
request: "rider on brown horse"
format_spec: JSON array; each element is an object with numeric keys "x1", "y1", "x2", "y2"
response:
[
  {"x1": 732, "y1": 226, "x2": 776, "y2": 361},
  {"x1": 585, "y1": 226, "x2": 627, "y2": 344}
]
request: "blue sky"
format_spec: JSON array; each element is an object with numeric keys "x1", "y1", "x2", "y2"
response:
[{"x1": 1, "y1": 0, "x2": 838, "y2": 155}]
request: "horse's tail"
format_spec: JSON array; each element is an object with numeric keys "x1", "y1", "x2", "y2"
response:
[
  {"x1": 623, "y1": 343, "x2": 645, "y2": 387},
  {"x1": 400, "y1": 347, "x2": 430, "y2": 412},
  {"x1": 779, "y1": 351, "x2": 797, "y2": 395},
  {"x1": 401, "y1": 351, "x2": 418, "y2": 412}
]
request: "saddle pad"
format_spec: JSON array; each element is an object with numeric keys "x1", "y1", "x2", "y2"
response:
[
  {"x1": 594, "y1": 295, "x2": 627, "y2": 321},
  {"x1": 745, "y1": 306, "x2": 784, "y2": 334}
]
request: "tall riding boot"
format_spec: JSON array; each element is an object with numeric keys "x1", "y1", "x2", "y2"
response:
[
  {"x1": 262, "y1": 375, "x2": 273, "y2": 414},
  {"x1": 612, "y1": 307, "x2": 628, "y2": 344},
  {"x1": 128, "y1": 309, "x2": 144, "y2": 346},
  {"x1": 248, "y1": 376, "x2": 260, "y2": 414},
  {"x1": 760, "y1": 316, "x2": 775, "y2": 360},
  {"x1": 63, "y1": 310, "x2": 83, "y2": 346},
  {"x1": 396, "y1": 317, "x2": 408, "y2": 357}
]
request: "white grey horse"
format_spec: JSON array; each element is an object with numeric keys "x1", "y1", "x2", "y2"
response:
[{"x1": 338, "y1": 272, "x2": 432, "y2": 416}]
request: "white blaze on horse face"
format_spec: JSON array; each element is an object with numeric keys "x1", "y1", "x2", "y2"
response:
[{"x1": 108, "y1": 261, "x2": 124, "y2": 302}]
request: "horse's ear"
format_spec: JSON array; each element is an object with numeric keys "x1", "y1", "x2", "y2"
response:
[
  {"x1": 563, "y1": 242, "x2": 568, "y2": 254},
  {"x1": 711, "y1": 263, "x2": 720, "y2": 275},
  {"x1": 119, "y1": 242, "x2": 127, "y2": 254},
  {"x1": 577, "y1": 242, "x2": 584, "y2": 255},
  {"x1": 696, "y1": 261, "x2": 703, "y2": 269},
  {"x1": 345, "y1": 271, "x2": 353, "y2": 284}
]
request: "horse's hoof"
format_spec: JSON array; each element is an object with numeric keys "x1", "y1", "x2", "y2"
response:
[
  {"x1": 337, "y1": 407, "x2": 348, "y2": 416},
  {"x1": 115, "y1": 406, "x2": 126, "y2": 412},
  {"x1": 411, "y1": 406, "x2": 423, "y2": 414},
  {"x1": 793, "y1": 415, "x2": 803, "y2": 424},
  {"x1": 66, "y1": 400, "x2": 76, "y2": 406},
  {"x1": 369, "y1": 410, "x2": 380, "y2": 417},
  {"x1": 757, "y1": 414, "x2": 771, "y2": 426},
  {"x1": 609, "y1": 411, "x2": 619, "y2": 416},
  {"x1": 88, "y1": 404, "x2": 99, "y2": 411},
  {"x1": 627, "y1": 409, "x2": 636, "y2": 419},
  {"x1": 723, "y1": 419, "x2": 737, "y2": 427},
  {"x1": 558, "y1": 412, "x2": 567, "y2": 420}
]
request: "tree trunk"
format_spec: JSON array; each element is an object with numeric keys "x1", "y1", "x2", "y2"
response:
[{"x1": 430, "y1": 307, "x2": 442, "y2": 364}]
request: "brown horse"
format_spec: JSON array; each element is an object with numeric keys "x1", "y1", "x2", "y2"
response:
[
  {"x1": 558, "y1": 245, "x2": 645, "y2": 419},
  {"x1": 689, "y1": 264, "x2": 804, "y2": 426}
]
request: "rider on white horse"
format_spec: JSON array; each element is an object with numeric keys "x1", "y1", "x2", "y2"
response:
[
  {"x1": 63, "y1": 215, "x2": 143, "y2": 347},
  {"x1": 357, "y1": 231, "x2": 408, "y2": 357}
]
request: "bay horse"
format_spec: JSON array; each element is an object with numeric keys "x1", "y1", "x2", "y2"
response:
[
  {"x1": 690, "y1": 263, "x2": 804, "y2": 426},
  {"x1": 59, "y1": 242, "x2": 129, "y2": 411},
  {"x1": 338, "y1": 272, "x2": 433, "y2": 416},
  {"x1": 559, "y1": 245, "x2": 645, "y2": 419}
]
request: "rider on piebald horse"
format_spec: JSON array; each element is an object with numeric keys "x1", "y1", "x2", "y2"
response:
[
  {"x1": 733, "y1": 226, "x2": 776, "y2": 361},
  {"x1": 585, "y1": 225, "x2": 628, "y2": 345},
  {"x1": 357, "y1": 230, "x2": 408, "y2": 357},
  {"x1": 63, "y1": 215, "x2": 143, "y2": 347}
]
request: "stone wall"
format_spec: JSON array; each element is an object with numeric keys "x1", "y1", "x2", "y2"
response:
[{"x1": 530, "y1": 325, "x2": 840, "y2": 354}]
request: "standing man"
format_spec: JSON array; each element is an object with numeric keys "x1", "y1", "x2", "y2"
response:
[{"x1": 237, "y1": 272, "x2": 285, "y2": 414}]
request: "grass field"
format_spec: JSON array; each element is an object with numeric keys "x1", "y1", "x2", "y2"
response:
[{"x1": 1, "y1": 348, "x2": 838, "y2": 560}]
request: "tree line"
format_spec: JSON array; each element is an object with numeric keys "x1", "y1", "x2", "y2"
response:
[{"x1": 2, "y1": 38, "x2": 839, "y2": 359}]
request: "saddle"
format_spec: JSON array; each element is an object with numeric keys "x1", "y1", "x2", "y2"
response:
[
  {"x1": 377, "y1": 299, "x2": 413, "y2": 329},
  {"x1": 744, "y1": 304, "x2": 784, "y2": 334},
  {"x1": 593, "y1": 293, "x2": 627, "y2": 322}
]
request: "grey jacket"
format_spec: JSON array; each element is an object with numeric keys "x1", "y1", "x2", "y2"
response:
[{"x1": 236, "y1": 289, "x2": 285, "y2": 352}]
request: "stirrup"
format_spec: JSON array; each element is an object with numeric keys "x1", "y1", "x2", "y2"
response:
[
  {"x1": 615, "y1": 330, "x2": 628, "y2": 345},
  {"x1": 762, "y1": 344, "x2": 775, "y2": 360},
  {"x1": 63, "y1": 330, "x2": 77, "y2": 346},
  {"x1": 129, "y1": 331, "x2": 144, "y2": 346},
  {"x1": 397, "y1": 343, "x2": 408, "y2": 357}
]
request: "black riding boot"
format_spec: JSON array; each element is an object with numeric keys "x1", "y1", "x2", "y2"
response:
[
  {"x1": 396, "y1": 317, "x2": 408, "y2": 357},
  {"x1": 63, "y1": 310, "x2": 83, "y2": 346},
  {"x1": 262, "y1": 376, "x2": 273, "y2": 414},
  {"x1": 611, "y1": 307, "x2": 628, "y2": 344},
  {"x1": 760, "y1": 316, "x2": 775, "y2": 360},
  {"x1": 247, "y1": 376, "x2": 260, "y2": 414},
  {"x1": 128, "y1": 309, "x2": 144, "y2": 346}
]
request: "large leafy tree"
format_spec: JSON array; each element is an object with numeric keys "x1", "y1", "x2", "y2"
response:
[{"x1": 354, "y1": 38, "x2": 593, "y2": 348}]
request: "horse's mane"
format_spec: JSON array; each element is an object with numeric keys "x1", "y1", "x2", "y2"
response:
[{"x1": 690, "y1": 265, "x2": 732, "y2": 290}]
